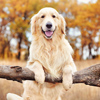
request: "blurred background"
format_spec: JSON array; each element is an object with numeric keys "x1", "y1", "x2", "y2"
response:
[{"x1": 0, "y1": 0, "x2": 100, "y2": 100}]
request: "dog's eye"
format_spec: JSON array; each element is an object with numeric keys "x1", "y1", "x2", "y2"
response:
[
  {"x1": 41, "y1": 15, "x2": 45, "y2": 18},
  {"x1": 52, "y1": 15, "x2": 56, "y2": 18}
]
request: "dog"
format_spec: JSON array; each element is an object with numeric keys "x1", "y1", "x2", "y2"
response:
[{"x1": 7, "y1": 7, "x2": 77, "y2": 100}]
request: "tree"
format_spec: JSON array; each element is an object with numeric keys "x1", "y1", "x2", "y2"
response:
[
  {"x1": 57, "y1": 0, "x2": 100, "y2": 60},
  {"x1": 0, "y1": 0, "x2": 11, "y2": 58},
  {"x1": 0, "y1": 0, "x2": 58, "y2": 60}
]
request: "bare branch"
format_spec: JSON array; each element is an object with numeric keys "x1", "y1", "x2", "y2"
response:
[{"x1": 0, "y1": 64, "x2": 100, "y2": 87}]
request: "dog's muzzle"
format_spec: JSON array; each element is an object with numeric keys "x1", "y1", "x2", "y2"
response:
[{"x1": 42, "y1": 22, "x2": 56, "y2": 39}]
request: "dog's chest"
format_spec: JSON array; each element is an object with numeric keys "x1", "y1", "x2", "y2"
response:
[{"x1": 32, "y1": 44, "x2": 68, "y2": 77}]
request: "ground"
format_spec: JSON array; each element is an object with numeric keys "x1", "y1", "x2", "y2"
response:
[{"x1": 0, "y1": 59, "x2": 100, "y2": 100}]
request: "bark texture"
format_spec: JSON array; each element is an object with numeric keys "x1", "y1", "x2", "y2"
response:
[{"x1": 0, "y1": 64, "x2": 100, "y2": 87}]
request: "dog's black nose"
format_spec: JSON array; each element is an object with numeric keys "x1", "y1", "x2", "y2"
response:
[{"x1": 46, "y1": 22, "x2": 52, "y2": 28}]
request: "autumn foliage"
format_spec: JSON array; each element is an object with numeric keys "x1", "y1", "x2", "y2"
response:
[{"x1": 0, "y1": 0, "x2": 100, "y2": 60}]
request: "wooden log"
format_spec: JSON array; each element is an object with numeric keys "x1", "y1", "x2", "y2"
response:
[{"x1": 0, "y1": 64, "x2": 100, "y2": 87}]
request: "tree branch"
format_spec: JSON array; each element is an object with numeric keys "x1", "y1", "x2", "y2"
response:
[{"x1": 0, "y1": 64, "x2": 100, "y2": 87}]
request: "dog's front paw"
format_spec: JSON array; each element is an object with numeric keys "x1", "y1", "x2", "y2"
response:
[
  {"x1": 28, "y1": 61, "x2": 45, "y2": 84},
  {"x1": 63, "y1": 66, "x2": 73, "y2": 91},
  {"x1": 63, "y1": 72, "x2": 73, "y2": 90},
  {"x1": 63, "y1": 81, "x2": 72, "y2": 91},
  {"x1": 35, "y1": 72, "x2": 45, "y2": 84}
]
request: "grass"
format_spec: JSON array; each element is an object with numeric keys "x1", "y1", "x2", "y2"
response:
[{"x1": 0, "y1": 59, "x2": 100, "y2": 100}]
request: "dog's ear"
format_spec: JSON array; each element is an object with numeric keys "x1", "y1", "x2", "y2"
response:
[
  {"x1": 31, "y1": 14, "x2": 37, "y2": 34},
  {"x1": 59, "y1": 14, "x2": 66, "y2": 34}
]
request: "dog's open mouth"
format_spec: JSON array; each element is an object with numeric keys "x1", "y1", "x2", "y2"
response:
[{"x1": 42, "y1": 28, "x2": 55, "y2": 39}]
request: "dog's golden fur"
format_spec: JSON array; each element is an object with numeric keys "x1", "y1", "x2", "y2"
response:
[{"x1": 7, "y1": 7, "x2": 77, "y2": 100}]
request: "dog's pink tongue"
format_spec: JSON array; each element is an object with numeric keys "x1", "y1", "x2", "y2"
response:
[{"x1": 45, "y1": 31, "x2": 53, "y2": 37}]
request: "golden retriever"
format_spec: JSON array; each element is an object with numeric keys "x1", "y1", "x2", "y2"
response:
[{"x1": 7, "y1": 7, "x2": 77, "y2": 100}]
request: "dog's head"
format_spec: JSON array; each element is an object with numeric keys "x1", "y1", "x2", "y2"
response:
[{"x1": 31, "y1": 7, "x2": 66, "y2": 39}]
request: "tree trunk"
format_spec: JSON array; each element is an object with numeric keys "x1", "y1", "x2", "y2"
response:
[
  {"x1": 17, "y1": 33, "x2": 22, "y2": 60},
  {"x1": 0, "y1": 64, "x2": 100, "y2": 87},
  {"x1": 88, "y1": 43, "x2": 92, "y2": 59}
]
